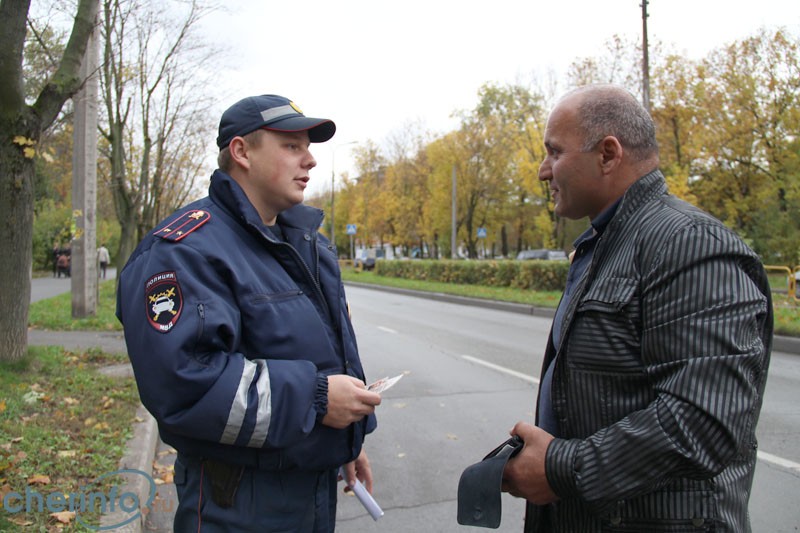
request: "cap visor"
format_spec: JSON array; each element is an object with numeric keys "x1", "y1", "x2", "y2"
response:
[{"x1": 264, "y1": 117, "x2": 336, "y2": 143}]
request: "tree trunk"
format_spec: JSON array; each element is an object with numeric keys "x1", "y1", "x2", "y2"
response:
[
  {"x1": 115, "y1": 211, "x2": 138, "y2": 274},
  {"x1": 0, "y1": 0, "x2": 99, "y2": 362},
  {"x1": 0, "y1": 140, "x2": 34, "y2": 362}
]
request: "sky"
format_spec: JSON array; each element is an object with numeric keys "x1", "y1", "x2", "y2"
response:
[{"x1": 198, "y1": 0, "x2": 800, "y2": 199}]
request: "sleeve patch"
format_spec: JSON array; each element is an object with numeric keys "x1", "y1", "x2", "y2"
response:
[
  {"x1": 156, "y1": 210, "x2": 211, "y2": 241},
  {"x1": 146, "y1": 271, "x2": 183, "y2": 333}
]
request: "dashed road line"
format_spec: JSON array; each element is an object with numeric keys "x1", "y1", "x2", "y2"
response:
[{"x1": 462, "y1": 355, "x2": 539, "y2": 385}]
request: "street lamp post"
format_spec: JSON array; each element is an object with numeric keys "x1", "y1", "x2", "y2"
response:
[{"x1": 329, "y1": 141, "x2": 357, "y2": 250}]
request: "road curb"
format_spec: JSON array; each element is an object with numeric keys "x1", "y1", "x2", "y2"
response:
[
  {"x1": 344, "y1": 281, "x2": 800, "y2": 354},
  {"x1": 99, "y1": 404, "x2": 158, "y2": 532}
]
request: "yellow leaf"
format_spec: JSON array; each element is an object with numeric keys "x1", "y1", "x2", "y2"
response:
[
  {"x1": 0, "y1": 400, "x2": 5, "y2": 413},
  {"x1": 84, "y1": 417, "x2": 97, "y2": 427},
  {"x1": 28, "y1": 474, "x2": 51, "y2": 485},
  {"x1": 92, "y1": 422, "x2": 109, "y2": 431},
  {"x1": 51, "y1": 510, "x2": 76, "y2": 524},
  {"x1": 23, "y1": 146, "x2": 35, "y2": 159},
  {"x1": 12, "y1": 136, "x2": 35, "y2": 147}
]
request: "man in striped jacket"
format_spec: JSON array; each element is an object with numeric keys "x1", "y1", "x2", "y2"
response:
[{"x1": 503, "y1": 84, "x2": 773, "y2": 532}]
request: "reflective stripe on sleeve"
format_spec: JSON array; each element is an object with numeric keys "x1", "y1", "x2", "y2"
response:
[
  {"x1": 246, "y1": 359, "x2": 272, "y2": 448},
  {"x1": 220, "y1": 359, "x2": 258, "y2": 444}
]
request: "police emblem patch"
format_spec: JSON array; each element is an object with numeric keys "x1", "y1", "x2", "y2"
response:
[{"x1": 145, "y1": 271, "x2": 183, "y2": 333}]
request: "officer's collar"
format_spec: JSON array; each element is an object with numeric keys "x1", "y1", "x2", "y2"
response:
[{"x1": 209, "y1": 170, "x2": 323, "y2": 232}]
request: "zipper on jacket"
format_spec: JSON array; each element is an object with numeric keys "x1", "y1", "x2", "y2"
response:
[
  {"x1": 252, "y1": 290, "x2": 304, "y2": 303},
  {"x1": 253, "y1": 225, "x2": 331, "y2": 323}
]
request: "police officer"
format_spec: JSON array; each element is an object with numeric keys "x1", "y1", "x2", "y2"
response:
[{"x1": 116, "y1": 94, "x2": 381, "y2": 532}]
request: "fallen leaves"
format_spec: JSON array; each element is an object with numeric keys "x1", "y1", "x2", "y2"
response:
[
  {"x1": 50, "y1": 510, "x2": 76, "y2": 524},
  {"x1": 27, "y1": 473, "x2": 51, "y2": 485}
]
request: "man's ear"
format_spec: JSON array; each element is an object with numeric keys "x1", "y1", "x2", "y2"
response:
[
  {"x1": 599, "y1": 136, "x2": 623, "y2": 173},
  {"x1": 228, "y1": 137, "x2": 250, "y2": 170}
]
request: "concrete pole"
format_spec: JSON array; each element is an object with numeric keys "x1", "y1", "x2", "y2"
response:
[
  {"x1": 451, "y1": 165, "x2": 457, "y2": 259},
  {"x1": 71, "y1": 10, "x2": 99, "y2": 318}
]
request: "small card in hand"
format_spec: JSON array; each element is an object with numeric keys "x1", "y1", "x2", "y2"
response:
[{"x1": 367, "y1": 374, "x2": 404, "y2": 394}]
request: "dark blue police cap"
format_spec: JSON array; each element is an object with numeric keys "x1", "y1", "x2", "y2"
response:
[{"x1": 216, "y1": 94, "x2": 336, "y2": 149}]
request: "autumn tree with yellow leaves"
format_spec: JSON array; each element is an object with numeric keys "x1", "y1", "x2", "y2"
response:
[{"x1": 313, "y1": 28, "x2": 800, "y2": 266}]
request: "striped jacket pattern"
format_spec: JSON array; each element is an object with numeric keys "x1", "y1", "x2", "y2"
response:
[{"x1": 526, "y1": 170, "x2": 773, "y2": 532}]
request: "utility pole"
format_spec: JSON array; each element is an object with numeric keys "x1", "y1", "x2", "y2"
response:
[
  {"x1": 451, "y1": 165, "x2": 457, "y2": 259},
  {"x1": 641, "y1": 0, "x2": 651, "y2": 112},
  {"x1": 71, "y1": 8, "x2": 99, "y2": 317}
]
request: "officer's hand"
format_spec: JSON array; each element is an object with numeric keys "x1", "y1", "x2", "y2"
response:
[
  {"x1": 322, "y1": 375, "x2": 381, "y2": 429},
  {"x1": 342, "y1": 449, "x2": 373, "y2": 493},
  {"x1": 501, "y1": 422, "x2": 559, "y2": 505}
]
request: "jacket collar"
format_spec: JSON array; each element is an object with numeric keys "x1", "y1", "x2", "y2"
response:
[
  {"x1": 607, "y1": 169, "x2": 667, "y2": 231},
  {"x1": 208, "y1": 169, "x2": 324, "y2": 233}
]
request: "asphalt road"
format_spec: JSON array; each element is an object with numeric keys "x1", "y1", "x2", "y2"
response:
[{"x1": 339, "y1": 285, "x2": 800, "y2": 532}]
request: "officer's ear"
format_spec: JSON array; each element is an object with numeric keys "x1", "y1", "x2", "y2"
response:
[{"x1": 228, "y1": 136, "x2": 251, "y2": 171}]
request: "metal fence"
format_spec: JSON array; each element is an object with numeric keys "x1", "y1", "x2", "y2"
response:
[{"x1": 765, "y1": 265, "x2": 799, "y2": 303}]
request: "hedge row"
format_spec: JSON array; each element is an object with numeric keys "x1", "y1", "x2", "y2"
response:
[{"x1": 374, "y1": 259, "x2": 569, "y2": 291}]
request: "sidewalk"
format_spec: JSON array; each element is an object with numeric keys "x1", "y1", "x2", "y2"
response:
[
  {"x1": 28, "y1": 269, "x2": 168, "y2": 532},
  {"x1": 27, "y1": 274, "x2": 800, "y2": 532}
]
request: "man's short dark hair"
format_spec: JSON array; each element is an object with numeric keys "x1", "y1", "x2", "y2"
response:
[{"x1": 568, "y1": 85, "x2": 659, "y2": 161}]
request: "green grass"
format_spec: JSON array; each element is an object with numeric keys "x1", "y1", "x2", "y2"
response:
[
  {"x1": 28, "y1": 280, "x2": 121, "y2": 331},
  {"x1": 0, "y1": 346, "x2": 139, "y2": 531},
  {"x1": 342, "y1": 267, "x2": 800, "y2": 337},
  {"x1": 342, "y1": 268, "x2": 565, "y2": 308}
]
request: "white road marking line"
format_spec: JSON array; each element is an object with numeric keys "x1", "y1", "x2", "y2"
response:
[
  {"x1": 462, "y1": 355, "x2": 540, "y2": 385},
  {"x1": 463, "y1": 355, "x2": 800, "y2": 474},
  {"x1": 758, "y1": 451, "x2": 800, "y2": 474},
  {"x1": 377, "y1": 326, "x2": 397, "y2": 334}
]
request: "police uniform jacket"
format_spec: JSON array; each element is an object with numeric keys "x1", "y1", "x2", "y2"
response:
[
  {"x1": 526, "y1": 170, "x2": 773, "y2": 532},
  {"x1": 117, "y1": 169, "x2": 376, "y2": 472}
]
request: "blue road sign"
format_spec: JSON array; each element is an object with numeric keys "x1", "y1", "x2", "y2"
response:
[
  {"x1": 477, "y1": 227, "x2": 487, "y2": 238},
  {"x1": 346, "y1": 224, "x2": 357, "y2": 235}
]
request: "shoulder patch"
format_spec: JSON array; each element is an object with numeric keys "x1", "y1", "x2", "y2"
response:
[
  {"x1": 156, "y1": 210, "x2": 211, "y2": 242},
  {"x1": 145, "y1": 271, "x2": 183, "y2": 333}
]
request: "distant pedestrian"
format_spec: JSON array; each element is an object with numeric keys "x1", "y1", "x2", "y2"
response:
[
  {"x1": 97, "y1": 244, "x2": 110, "y2": 279},
  {"x1": 52, "y1": 242, "x2": 60, "y2": 277},
  {"x1": 56, "y1": 253, "x2": 70, "y2": 278}
]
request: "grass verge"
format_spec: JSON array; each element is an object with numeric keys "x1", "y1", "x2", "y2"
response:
[
  {"x1": 342, "y1": 268, "x2": 565, "y2": 308},
  {"x1": 28, "y1": 280, "x2": 120, "y2": 332},
  {"x1": 0, "y1": 347, "x2": 139, "y2": 531}
]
